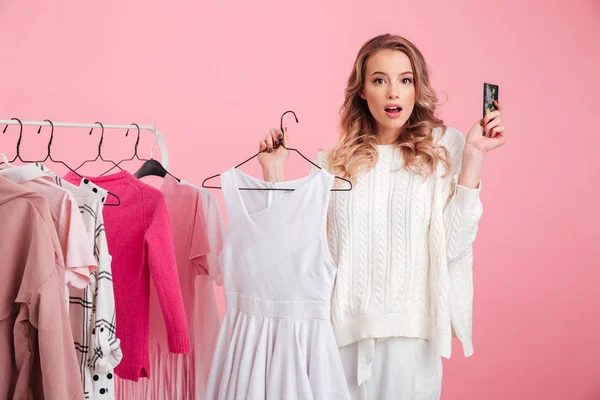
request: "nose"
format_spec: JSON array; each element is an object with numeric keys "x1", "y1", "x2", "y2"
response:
[{"x1": 387, "y1": 84, "x2": 399, "y2": 99}]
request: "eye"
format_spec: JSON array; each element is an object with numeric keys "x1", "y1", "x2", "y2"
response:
[
  {"x1": 402, "y1": 78, "x2": 413, "y2": 84},
  {"x1": 373, "y1": 78, "x2": 386, "y2": 84}
]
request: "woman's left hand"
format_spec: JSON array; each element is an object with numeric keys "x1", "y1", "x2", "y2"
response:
[{"x1": 464, "y1": 100, "x2": 506, "y2": 155}]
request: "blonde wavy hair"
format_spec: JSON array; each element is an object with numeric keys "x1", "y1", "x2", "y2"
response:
[{"x1": 327, "y1": 34, "x2": 452, "y2": 182}]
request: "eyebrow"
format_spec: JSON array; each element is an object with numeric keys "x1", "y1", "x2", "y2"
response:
[{"x1": 371, "y1": 71, "x2": 414, "y2": 76}]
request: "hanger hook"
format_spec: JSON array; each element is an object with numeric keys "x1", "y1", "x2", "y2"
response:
[
  {"x1": 125, "y1": 123, "x2": 140, "y2": 138},
  {"x1": 5, "y1": 118, "x2": 24, "y2": 159},
  {"x1": 124, "y1": 123, "x2": 142, "y2": 157},
  {"x1": 280, "y1": 110, "x2": 299, "y2": 141},
  {"x1": 90, "y1": 122, "x2": 105, "y2": 156},
  {"x1": 130, "y1": 123, "x2": 141, "y2": 156},
  {"x1": 40, "y1": 120, "x2": 55, "y2": 158}
]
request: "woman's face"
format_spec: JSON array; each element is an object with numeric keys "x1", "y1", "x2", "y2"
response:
[{"x1": 360, "y1": 49, "x2": 416, "y2": 138}]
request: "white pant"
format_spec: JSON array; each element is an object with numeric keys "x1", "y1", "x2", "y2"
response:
[{"x1": 338, "y1": 337, "x2": 443, "y2": 400}]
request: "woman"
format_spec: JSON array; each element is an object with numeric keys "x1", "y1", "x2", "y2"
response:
[{"x1": 258, "y1": 34, "x2": 505, "y2": 399}]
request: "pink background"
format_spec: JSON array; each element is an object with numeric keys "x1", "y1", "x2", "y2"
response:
[{"x1": 1, "y1": 1, "x2": 599, "y2": 398}]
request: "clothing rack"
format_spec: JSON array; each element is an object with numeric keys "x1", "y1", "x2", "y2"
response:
[{"x1": 0, "y1": 119, "x2": 170, "y2": 169}]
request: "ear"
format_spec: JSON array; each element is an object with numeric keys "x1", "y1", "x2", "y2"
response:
[{"x1": 359, "y1": 90, "x2": 366, "y2": 100}]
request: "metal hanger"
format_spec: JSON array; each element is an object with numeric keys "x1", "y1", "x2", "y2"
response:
[
  {"x1": 39, "y1": 120, "x2": 83, "y2": 173},
  {"x1": 0, "y1": 117, "x2": 45, "y2": 167},
  {"x1": 1, "y1": 118, "x2": 28, "y2": 164},
  {"x1": 100, "y1": 123, "x2": 142, "y2": 176},
  {"x1": 39, "y1": 119, "x2": 84, "y2": 173},
  {"x1": 37, "y1": 120, "x2": 120, "y2": 206},
  {"x1": 202, "y1": 110, "x2": 352, "y2": 191},
  {"x1": 73, "y1": 122, "x2": 124, "y2": 174},
  {"x1": 133, "y1": 131, "x2": 180, "y2": 182},
  {"x1": 0, "y1": 118, "x2": 120, "y2": 205}
]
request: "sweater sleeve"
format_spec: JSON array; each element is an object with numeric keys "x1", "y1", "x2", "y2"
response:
[
  {"x1": 438, "y1": 127, "x2": 483, "y2": 356},
  {"x1": 144, "y1": 190, "x2": 190, "y2": 354},
  {"x1": 441, "y1": 128, "x2": 484, "y2": 263}
]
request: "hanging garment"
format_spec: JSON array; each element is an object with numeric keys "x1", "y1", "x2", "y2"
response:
[
  {"x1": 34, "y1": 163, "x2": 122, "y2": 400},
  {"x1": 190, "y1": 182, "x2": 225, "y2": 285},
  {"x1": 188, "y1": 181, "x2": 225, "y2": 400},
  {"x1": 63, "y1": 170, "x2": 190, "y2": 382},
  {"x1": 0, "y1": 176, "x2": 84, "y2": 400},
  {"x1": 0, "y1": 164, "x2": 97, "y2": 291},
  {"x1": 338, "y1": 337, "x2": 442, "y2": 400},
  {"x1": 115, "y1": 174, "x2": 212, "y2": 399},
  {"x1": 308, "y1": 127, "x2": 483, "y2": 385},
  {"x1": 205, "y1": 167, "x2": 351, "y2": 400}
]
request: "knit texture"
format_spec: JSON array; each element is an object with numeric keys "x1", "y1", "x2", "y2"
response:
[
  {"x1": 311, "y1": 126, "x2": 483, "y2": 359},
  {"x1": 64, "y1": 170, "x2": 190, "y2": 381}
]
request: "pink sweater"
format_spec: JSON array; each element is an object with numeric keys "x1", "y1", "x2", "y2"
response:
[{"x1": 64, "y1": 170, "x2": 190, "y2": 381}]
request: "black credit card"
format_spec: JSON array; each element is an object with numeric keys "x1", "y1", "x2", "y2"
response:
[{"x1": 483, "y1": 82, "x2": 499, "y2": 117}]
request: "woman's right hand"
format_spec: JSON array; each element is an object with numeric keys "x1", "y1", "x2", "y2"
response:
[{"x1": 258, "y1": 127, "x2": 289, "y2": 181}]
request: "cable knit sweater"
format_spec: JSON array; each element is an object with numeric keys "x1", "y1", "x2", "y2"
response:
[{"x1": 309, "y1": 126, "x2": 483, "y2": 363}]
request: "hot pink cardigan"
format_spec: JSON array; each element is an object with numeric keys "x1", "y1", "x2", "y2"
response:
[{"x1": 64, "y1": 170, "x2": 190, "y2": 381}]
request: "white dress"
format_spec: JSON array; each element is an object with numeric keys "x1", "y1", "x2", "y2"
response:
[{"x1": 205, "y1": 167, "x2": 351, "y2": 400}]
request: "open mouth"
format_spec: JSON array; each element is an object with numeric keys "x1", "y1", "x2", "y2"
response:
[{"x1": 384, "y1": 105, "x2": 402, "y2": 116}]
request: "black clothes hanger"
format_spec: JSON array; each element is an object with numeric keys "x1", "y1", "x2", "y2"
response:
[
  {"x1": 44, "y1": 120, "x2": 121, "y2": 206},
  {"x1": 202, "y1": 110, "x2": 352, "y2": 192},
  {"x1": 100, "y1": 123, "x2": 142, "y2": 176},
  {"x1": 0, "y1": 118, "x2": 32, "y2": 163},
  {"x1": 38, "y1": 121, "x2": 120, "y2": 206},
  {"x1": 0, "y1": 119, "x2": 120, "y2": 205},
  {"x1": 134, "y1": 159, "x2": 180, "y2": 182},
  {"x1": 73, "y1": 122, "x2": 123, "y2": 173},
  {"x1": 132, "y1": 130, "x2": 180, "y2": 182},
  {"x1": 39, "y1": 119, "x2": 84, "y2": 173}
]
